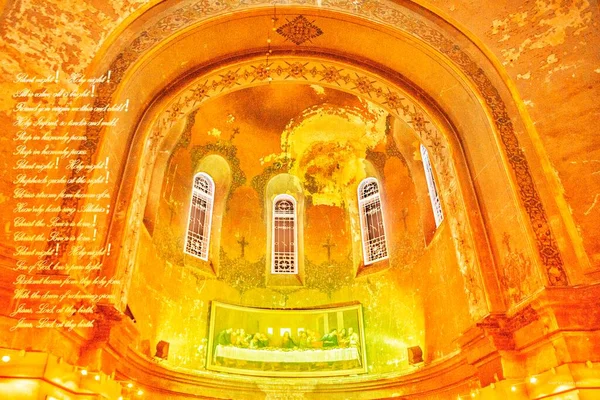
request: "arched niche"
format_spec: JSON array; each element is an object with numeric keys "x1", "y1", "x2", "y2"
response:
[
  {"x1": 54, "y1": 2, "x2": 586, "y2": 345},
  {"x1": 107, "y1": 55, "x2": 495, "y2": 322},
  {"x1": 391, "y1": 118, "x2": 439, "y2": 245},
  {"x1": 182, "y1": 154, "x2": 232, "y2": 276},
  {"x1": 144, "y1": 111, "x2": 198, "y2": 235},
  {"x1": 345, "y1": 159, "x2": 391, "y2": 277},
  {"x1": 264, "y1": 173, "x2": 305, "y2": 287}
]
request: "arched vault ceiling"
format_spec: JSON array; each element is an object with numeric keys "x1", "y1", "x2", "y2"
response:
[
  {"x1": 80, "y1": 5, "x2": 584, "y2": 294},
  {"x1": 11, "y1": 1, "x2": 590, "y2": 321}
]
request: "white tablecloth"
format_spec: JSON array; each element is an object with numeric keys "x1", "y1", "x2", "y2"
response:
[{"x1": 214, "y1": 345, "x2": 359, "y2": 363}]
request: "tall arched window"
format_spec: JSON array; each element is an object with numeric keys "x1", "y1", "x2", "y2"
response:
[
  {"x1": 420, "y1": 144, "x2": 444, "y2": 227},
  {"x1": 272, "y1": 194, "x2": 298, "y2": 274},
  {"x1": 358, "y1": 178, "x2": 389, "y2": 265},
  {"x1": 184, "y1": 172, "x2": 214, "y2": 260}
]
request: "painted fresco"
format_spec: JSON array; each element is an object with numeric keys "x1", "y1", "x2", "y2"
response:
[
  {"x1": 129, "y1": 84, "x2": 449, "y2": 374},
  {"x1": 206, "y1": 302, "x2": 367, "y2": 377}
]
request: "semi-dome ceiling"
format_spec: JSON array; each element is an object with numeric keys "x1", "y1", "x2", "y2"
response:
[
  {"x1": 128, "y1": 83, "x2": 464, "y2": 375},
  {"x1": 2, "y1": 0, "x2": 596, "y2": 398}
]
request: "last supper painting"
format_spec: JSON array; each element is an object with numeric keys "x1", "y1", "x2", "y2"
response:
[
  {"x1": 206, "y1": 302, "x2": 367, "y2": 376},
  {"x1": 1, "y1": 1, "x2": 599, "y2": 399}
]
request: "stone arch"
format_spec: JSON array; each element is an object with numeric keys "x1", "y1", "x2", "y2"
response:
[
  {"x1": 52, "y1": 3, "x2": 584, "y2": 322},
  {"x1": 111, "y1": 54, "x2": 491, "y2": 320}
]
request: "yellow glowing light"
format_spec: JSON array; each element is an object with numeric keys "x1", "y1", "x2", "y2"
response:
[
  {"x1": 1, "y1": 355, "x2": 10, "y2": 363},
  {"x1": 118, "y1": 397, "x2": 123, "y2": 400},
  {"x1": 511, "y1": 385, "x2": 517, "y2": 392},
  {"x1": 137, "y1": 389, "x2": 144, "y2": 396},
  {"x1": 127, "y1": 383, "x2": 134, "y2": 388},
  {"x1": 95, "y1": 374, "x2": 101, "y2": 381},
  {"x1": 471, "y1": 392, "x2": 476, "y2": 398},
  {"x1": 80, "y1": 369, "x2": 88, "y2": 376},
  {"x1": 529, "y1": 376, "x2": 538, "y2": 384}
]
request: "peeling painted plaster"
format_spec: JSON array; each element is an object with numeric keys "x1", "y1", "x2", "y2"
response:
[{"x1": 492, "y1": 0, "x2": 593, "y2": 67}]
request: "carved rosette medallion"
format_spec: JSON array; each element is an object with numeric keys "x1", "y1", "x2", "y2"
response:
[{"x1": 276, "y1": 15, "x2": 323, "y2": 45}]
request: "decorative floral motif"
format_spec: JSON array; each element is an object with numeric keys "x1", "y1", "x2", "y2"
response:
[
  {"x1": 321, "y1": 66, "x2": 343, "y2": 83},
  {"x1": 190, "y1": 140, "x2": 247, "y2": 208},
  {"x1": 383, "y1": 91, "x2": 405, "y2": 111},
  {"x1": 219, "y1": 70, "x2": 239, "y2": 89},
  {"x1": 353, "y1": 76, "x2": 376, "y2": 95},
  {"x1": 251, "y1": 64, "x2": 271, "y2": 82},
  {"x1": 157, "y1": 14, "x2": 192, "y2": 32},
  {"x1": 408, "y1": 109, "x2": 429, "y2": 132},
  {"x1": 305, "y1": 258, "x2": 354, "y2": 298},
  {"x1": 190, "y1": 83, "x2": 211, "y2": 105},
  {"x1": 276, "y1": 15, "x2": 323, "y2": 45},
  {"x1": 251, "y1": 161, "x2": 289, "y2": 215},
  {"x1": 218, "y1": 249, "x2": 265, "y2": 294},
  {"x1": 286, "y1": 62, "x2": 308, "y2": 79},
  {"x1": 499, "y1": 233, "x2": 539, "y2": 307}
]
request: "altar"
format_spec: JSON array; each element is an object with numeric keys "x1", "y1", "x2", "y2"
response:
[{"x1": 214, "y1": 345, "x2": 361, "y2": 364}]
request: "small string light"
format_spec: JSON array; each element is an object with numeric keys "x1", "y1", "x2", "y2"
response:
[
  {"x1": 94, "y1": 374, "x2": 101, "y2": 381},
  {"x1": 137, "y1": 389, "x2": 144, "y2": 396},
  {"x1": 511, "y1": 385, "x2": 517, "y2": 392},
  {"x1": 80, "y1": 369, "x2": 88, "y2": 376},
  {"x1": 529, "y1": 376, "x2": 538, "y2": 384},
  {"x1": 127, "y1": 383, "x2": 134, "y2": 388},
  {"x1": 1, "y1": 355, "x2": 10, "y2": 363}
]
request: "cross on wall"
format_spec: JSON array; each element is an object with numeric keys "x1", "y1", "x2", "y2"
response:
[
  {"x1": 323, "y1": 237, "x2": 336, "y2": 262},
  {"x1": 237, "y1": 236, "x2": 249, "y2": 258}
]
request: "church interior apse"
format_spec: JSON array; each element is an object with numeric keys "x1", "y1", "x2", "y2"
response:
[{"x1": 0, "y1": 1, "x2": 599, "y2": 399}]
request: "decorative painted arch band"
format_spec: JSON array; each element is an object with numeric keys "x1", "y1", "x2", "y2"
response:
[
  {"x1": 46, "y1": 0, "x2": 567, "y2": 318},
  {"x1": 116, "y1": 56, "x2": 488, "y2": 320}
]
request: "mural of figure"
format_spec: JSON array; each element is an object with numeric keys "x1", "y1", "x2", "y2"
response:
[
  {"x1": 320, "y1": 329, "x2": 338, "y2": 347},
  {"x1": 281, "y1": 331, "x2": 297, "y2": 349}
]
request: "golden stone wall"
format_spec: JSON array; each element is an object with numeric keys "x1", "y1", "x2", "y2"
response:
[
  {"x1": 0, "y1": 0, "x2": 598, "y2": 399},
  {"x1": 127, "y1": 84, "x2": 455, "y2": 373}
]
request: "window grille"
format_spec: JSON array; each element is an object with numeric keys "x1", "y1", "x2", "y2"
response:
[
  {"x1": 184, "y1": 173, "x2": 214, "y2": 260},
  {"x1": 358, "y1": 178, "x2": 389, "y2": 265},
  {"x1": 272, "y1": 195, "x2": 298, "y2": 274},
  {"x1": 420, "y1": 144, "x2": 444, "y2": 227}
]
